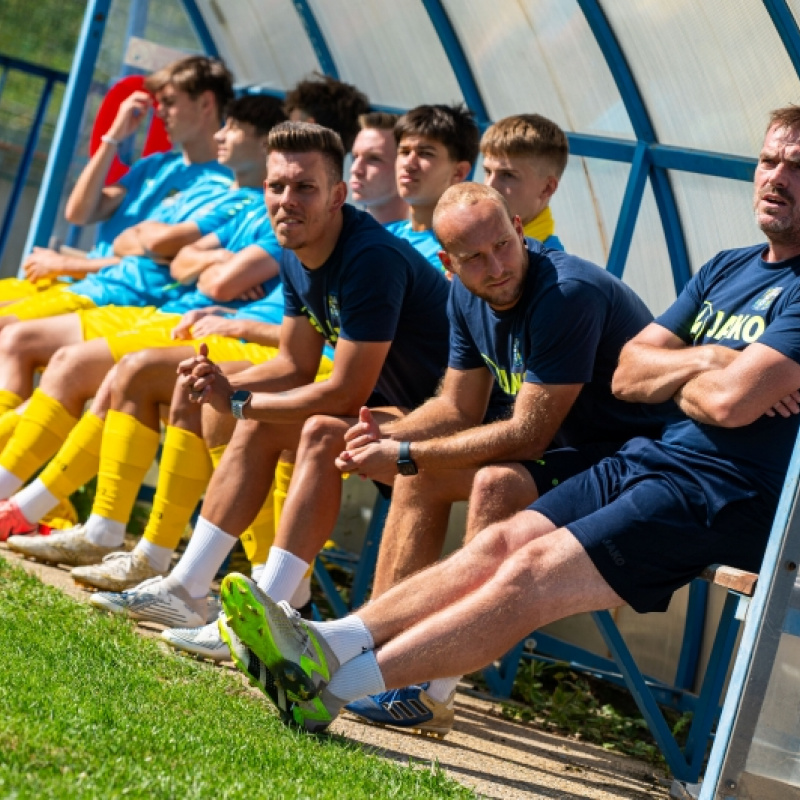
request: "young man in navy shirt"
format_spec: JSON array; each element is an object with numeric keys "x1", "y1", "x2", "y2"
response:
[
  {"x1": 219, "y1": 106, "x2": 800, "y2": 735},
  {"x1": 91, "y1": 122, "x2": 450, "y2": 648}
]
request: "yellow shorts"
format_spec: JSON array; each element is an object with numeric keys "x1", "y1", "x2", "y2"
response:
[
  {"x1": 0, "y1": 285, "x2": 96, "y2": 320},
  {"x1": 77, "y1": 305, "x2": 161, "y2": 340},
  {"x1": 0, "y1": 277, "x2": 53, "y2": 302},
  {"x1": 105, "y1": 320, "x2": 334, "y2": 382}
]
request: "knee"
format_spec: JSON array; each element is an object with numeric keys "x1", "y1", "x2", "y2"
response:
[
  {"x1": 115, "y1": 349, "x2": 160, "y2": 392},
  {"x1": 0, "y1": 323, "x2": 38, "y2": 359},
  {"x1": 298, "y1": 415, "x2": 345, "y2": 456},
  {"x1": 41, "y1": 344, "x2": 83, "y2": 382},
  {"x1": 472, "y1": 465, "x2": 515, "y2": 503}
]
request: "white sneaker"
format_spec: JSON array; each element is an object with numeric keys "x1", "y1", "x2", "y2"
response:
[
  {"x1": 72, "y1": 551, "x2": 166, "y2": 591},
  {"x1": 90, "y1": 576, "x2": 208, "y2": 628},
  {"x1": 7, "y1": 524, "x2": 118, "y2": 566},
  {"x1": 162, "y1": 621, "x2": 229, "y2": 662}
]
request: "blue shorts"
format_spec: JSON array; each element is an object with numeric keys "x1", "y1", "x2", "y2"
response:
[
  {"x1": 531, "y1": 438, "x2": 774, "y2": 613},
  {"x1": 520, "y1": 442, "x2": 624, "y2": 496}
]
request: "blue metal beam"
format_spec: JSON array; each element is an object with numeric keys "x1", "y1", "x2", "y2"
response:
[
  {"x1": 577, "y1": 0, "x2": 692, "y2": 290},
  {"x1": 22, "y1": 0, "x2": 112, "y2": 262},
  {"x1": 180, "y1": 0, "x2": 220, "y2": 58},
  {"x1": 291, "y1": 0, "x2": 339, "y2": 78},
  {"x1": 763, "y1": 0, "x2": 800, "y2": 77},
  {"x1": 420, "y1": 0, "x2": 490, "y2": 125},
  {"x1": 607, "y1": 141, "x2": 649, "y2": 279},
  {"x1": 0, "y1": 54, "x2": 69, "y2": 84}
]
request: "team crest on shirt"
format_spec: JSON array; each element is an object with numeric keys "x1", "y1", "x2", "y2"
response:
[
  {"x1": 752, "y1": 287, "x2": 783, "y2": 311},
  {"x1": 511, "y1": 338, "x2": 524, "y2": 372},
  {"x1": 327, "y1": 294, "x2": 341, "y2": 335}
]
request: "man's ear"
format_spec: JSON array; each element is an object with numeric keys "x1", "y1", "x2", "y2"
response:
[
  {"x1": 542, "y1": 175, "x2": 559, "y2": 201},
  {"x1": 330, "y1": 180, "x2": 348, "y2": 211},
  {"x1": 452, "y1": 160, "x2": 472, "y2": 185}
]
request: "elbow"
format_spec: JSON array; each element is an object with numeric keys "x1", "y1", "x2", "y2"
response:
[
  {"x1": 611, "y1": 366, "x2": 639, "y2": 402},
  {"x1": 700, "y1": 393, "x2": 753, "y2": 428},
  {"x1": 64, "y1": 199, "x2": 89, "y2": 226},
  {"x1": 202, "y1": 279, "x2": 236, "y2": 302}
]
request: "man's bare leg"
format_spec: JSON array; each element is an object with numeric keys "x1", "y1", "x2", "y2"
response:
[
  {"x1": 38, "y1": 338, "x2": 117, "y2": 416},
  {"x1": 371, "y1": 524, "x2": 623, "y2": 688},
  {"x1": 370, "y1": 466, "x2": 477, "y2": 597},
  {"x1": 0, "y1": 314, "x2": 84, "y2": 398},
  {"x1": 464, "y1": 463, "x2": 540, "y2": 543}
]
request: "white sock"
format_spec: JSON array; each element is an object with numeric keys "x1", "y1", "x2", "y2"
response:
[
  {"x1": 0, "y1": 467, "x2": 23, "y2": 500},
  {"x1": 326, "y1": 651, "x2": 386, "y2": 703},
  {"x1": 290, "y1": 575, "x2": 311, "y2": 609},
  {"x1": 134, "y1": 538, "x2": 173, "y2": 572},
  {"x1": 427, "y1": 676, "x2": 460, "y2": 702},
  {"x1": 167, "y1": 516, "x2": 237, "y2": 599},
  {"x1": 257, "y1": 546, "x2": 309, "y2": 604},
  {"x1": 84, "y1": 514, "x2": 126, "y2": 547},
  {"x1": 250, "y1": 563, "x2": 266, "y2": 583},
  {"x1": 13, "y1": 479, "x2": 59, "y2": 523},
  {"x1": 306, "y1": 614, "x2": 374, "y2": 665}
]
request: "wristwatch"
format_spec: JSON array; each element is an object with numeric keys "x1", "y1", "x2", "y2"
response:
[
  {"x1": 230, "y1": 389, "x2": 252, "y2": 420},
  {"x1": 396, "y1": 441, "x2": 418, "y2": 476}
]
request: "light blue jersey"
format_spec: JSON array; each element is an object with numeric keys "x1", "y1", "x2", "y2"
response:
[
  {"x1": 69, "y1": 185, "x2": 263, "y2": 308},
  {"x1": 231, "y1": 283, "x2": 334, "y2": 361},
  {"x1": 160, "y1": 209, "x2": 282, "y2": 315},
  {"x1": 91, "y1": 151, "x2": 233, "y2": 257},
  {"x1": 542, "y1": 234, "x2": 564, "y2": 251},
  {"x1": 385, "y1": 220, "x2": 443, "y2": 272}
]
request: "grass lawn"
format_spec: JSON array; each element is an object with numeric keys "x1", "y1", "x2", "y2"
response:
[{"x1": 0, "y1": 557, "x2": 474, "y2": 799}]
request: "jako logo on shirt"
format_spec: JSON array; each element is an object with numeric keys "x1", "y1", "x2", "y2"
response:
[{"x1": 690, "y1": 301, "x2": 766, "y2": 344}]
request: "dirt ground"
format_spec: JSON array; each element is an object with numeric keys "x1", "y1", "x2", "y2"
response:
[{"x1": 1, "y1": 543, "x2": 672, "y2": 800}]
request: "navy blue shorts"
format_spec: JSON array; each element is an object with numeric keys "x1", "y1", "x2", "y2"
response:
[
  {"x1": 531, "y1": 439, "x2": 774, "y2": 613},
  {"x1": 520, "y1": 442, "x2": 625, "y2": 496}
]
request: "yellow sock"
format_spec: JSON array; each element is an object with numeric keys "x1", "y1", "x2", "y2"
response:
[
  {"x1": 142, "y1": 426, "x2": 212, "y2": 550},
  {"x1": 0, "y1": 389, "x2": 22, "y2": 415},
  {"x1": 0, "y1": 390, "x2": 77, "y2": 481},
  {"x1": 93, "y1": 410, "x2": 160, "y2": 524},
  {"x1": 240, "y1": 484, "x2": 276, "y2": 565},
  {"x1": 39, "y1": 412, "x2": 105, "y2": 500},
  {"x1": 272, "y1": 460, "x2": 312, "y2": 577},
  {"x1": 0, "y1": 408, "x2": 22, "y2": 452}
]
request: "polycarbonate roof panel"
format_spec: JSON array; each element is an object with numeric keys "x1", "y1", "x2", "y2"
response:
[
  {"x1": 670, "y1": 172, "x2": 763, "y2": 273},
  {"x1": 442, "y1": 0, "x2": 634, "y2": 138},
  {"x1": 307, "y1": 0, "x2": 464, "y2": 108},
  {"x1": 194, "y1": 0, "x2": 320, "y2": 90},
  {"x1": 550, "y1": 156, "x2": 630, "y2": 270},
  {"x1": 622, "y1": 183, "x2": 677, "y2": 315},
  {"x1": 603, "y1": 0, "x2": 800, "y2": 156}
]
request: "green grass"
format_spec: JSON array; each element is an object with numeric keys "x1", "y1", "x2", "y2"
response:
[{"x1": 0, "y1": 557, "x2": 475, "y2": 800}]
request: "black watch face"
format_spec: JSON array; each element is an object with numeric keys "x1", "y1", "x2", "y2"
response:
[{"x1": 231, "y1": 390, "x2": 251, "y2": 403}]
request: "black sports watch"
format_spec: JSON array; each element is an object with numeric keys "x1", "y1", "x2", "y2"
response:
[
  {"x1": 230, "y1": 389, "x2": 252, "y2": 420},
  {"x1": 396, "y1": 441, "x2": 418, "y2": 476}
]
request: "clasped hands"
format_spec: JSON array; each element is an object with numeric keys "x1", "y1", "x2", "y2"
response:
[{"x1": 334, "y1": 407, "x2": 401, "y2": 484}]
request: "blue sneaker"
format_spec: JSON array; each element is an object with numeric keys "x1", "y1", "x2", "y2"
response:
[{"x1": 345, "y1": 684, "x2": 455, "y2": 738}]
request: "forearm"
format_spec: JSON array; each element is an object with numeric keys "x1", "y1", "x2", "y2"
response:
[
  {"x1": 674, "y1": 370, "x2": 743, "y2": 427},
  {"x1": 380, "y1": 396, "x2": 475, "y2": 441},
  {"x1": 173, "y1": 251, "x2": 227, "y2": 284},
  {"x1": 233, "y1": 374, "x2": 366, "y2": 424},
  {"x1": 613, "y1": 343, "x2": 718, "y2": 403},
  {"x1": 410, "y1": 418, "x2": 549, "y2": 471},
  {"x1": 234, "y1": 320, "x2": 281, "y2": 348},
  {"x1": 64, "y1": 144, "x2": 119, "y2": 224},
  {"x1": 53, "y1": 255, "x2": 119, "y2": 278}
]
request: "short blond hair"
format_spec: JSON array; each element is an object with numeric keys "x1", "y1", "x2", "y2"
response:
[{"x1": 481, "y1": 114, "x2": 568, "y2": 177}]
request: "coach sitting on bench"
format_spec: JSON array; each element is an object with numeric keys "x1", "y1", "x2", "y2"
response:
[{"x1": 219, "y1": 104, "x2": 800, "y2": 735}]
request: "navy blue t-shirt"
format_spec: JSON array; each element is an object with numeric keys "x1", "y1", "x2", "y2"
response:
[
  {"x1": 657, "y1": 243, "x2": 800, "y2": 506},
  {"x1": 281, "y1": 204, "x2": 450, "y2": 409},
  {"x1": 448, "y1": 239, "x2": 671, "y2": 445}
]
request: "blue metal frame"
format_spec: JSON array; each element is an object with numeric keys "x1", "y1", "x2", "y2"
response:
[
  {"x1": 21, "y1": 0, "x2": 111, "y2": 262},
  {"x1": 701, "y1": 434, "x2": 800, "y2": 798},
  {"x1": 577, "y1": 0, "x2": 692, "y2": 291},
  {"x1": 763, "y1": 0, "x2": 800, "y2": 76},
  {"x1": 0, "y1": 56, "x2": 69, "y2": 263},
  {"x1": 180, "y1": 0, "x2": 220, "y2": 59},
  {"x1": 419, "y1": 0, "x2": 490, "y2": 126},
  {"x1": 291, "y1": 0, "x2": 339, "y2": 78}
]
